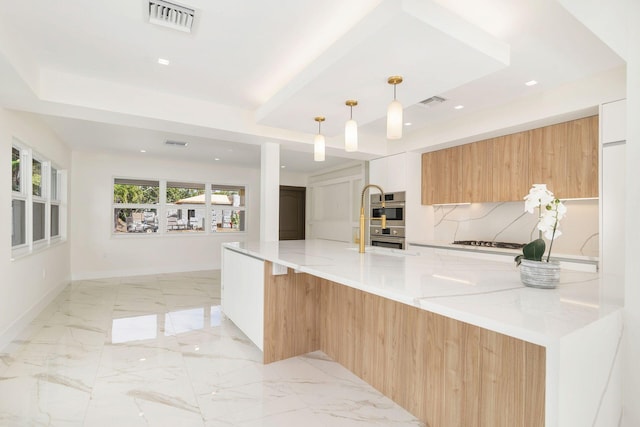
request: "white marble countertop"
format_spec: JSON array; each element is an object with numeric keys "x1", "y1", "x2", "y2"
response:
[{"x1": 222, "y1": 239, "x2": 621, "y2": 347}]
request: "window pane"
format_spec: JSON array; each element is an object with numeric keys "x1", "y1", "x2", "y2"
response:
[
  {"x1": 211, "y1": 185, "x2": 245, "y2": 232},
  {"x1": 113, "y1": 208, "x2": 158, "y2": 234},
  {"x1": 32, "y1": 159, "x2": 42, "y2": 197},
  {"x1": 51, "y1": 204, "x2": 60, "y2": 237},
  {"x1": 33, "y1": 201, "x2": 45, "y2": 241},
  {"x1": 167, "y1": 207, "x2": 205, "y2": 232},
  {"x1": 12, "y1": 199, "x2": 26, "y2": 246},
  {"x1": 51, "y1": 167, "x2": 58, "y2": 200},
  {"x1": 113, "y1": 179, "x2": 159, "y2": 204},
  {"x1": 212, "y1": 208, "x2": 244, "y2": 232},
  {"x1": 166, "y1": 182, "x2": 205, "y2": 203},
  {"x1": 12, "y1": 147, "x2": 20, "y2": 192},
  {"x1": 211, "y1": 185, "x2": 244, "y2": 206}
]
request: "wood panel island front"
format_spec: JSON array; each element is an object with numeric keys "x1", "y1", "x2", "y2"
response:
[{"x1": 221, "y1": 240, "x2": 622, "y2": 427}]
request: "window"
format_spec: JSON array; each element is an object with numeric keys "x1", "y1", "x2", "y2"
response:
[
  {"x1": 211, "y1": 185, "x2": 245, "y2": 232},
  {"x1": 166, "y1": 182, "x2": 205, "y2": 233},
  {"x1": 113, "y1": 178, "x2": 159, "y2": 234},
  {"x1": 112, "y1": 179, "x2": 246, "y2": 235},
  {"x1": 32, "y1": 158, "x2": 42, "y2": 196},
  {"x1": 32, "y1": 156, "x2": 46, "y2": 243},
  {"x1": 11, "y1": 145, "x2": 26, "y2": 248},
  {"x1": 12, "y1": 199, "x2": 26, "y2": 246},
  {"x1": 11, "y1": 140, "x2": 66, "y2": 255},
  {"x1": 12, "y1": 146, "x2": 20, "y2": 192},
  {"x1": 50, "y1": 167, "x2": 60, "y2": 238}
]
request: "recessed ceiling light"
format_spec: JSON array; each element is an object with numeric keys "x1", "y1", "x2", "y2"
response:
[
  {"x1": 281, "y1": 165, "x2": 286, "y2": 169},
  {"x1": 525, "y1": 80, "x2": 538, "y2": 86},
  {"x1": 214, "y1": 157, "x2": 220, "y2": 161},
  {"x1": 140, "y1": 149, "x2": 147, "y2": 153},
  {"x1": 158, "y1": 58, "x2": 170, "y2": 65},
  {"x1": 404, "y1": 122, "x2": 412, "y2": 126},
  {"x1": 454, "y1": 105, "x2": 464, "y2": 110}
]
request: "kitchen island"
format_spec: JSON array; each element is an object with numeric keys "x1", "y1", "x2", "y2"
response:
[{"x1": 221, "y1": 239, "x2": 622, "y2": 427}]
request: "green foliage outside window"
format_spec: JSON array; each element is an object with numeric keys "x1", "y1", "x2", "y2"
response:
[{"x1": 113, "y1": 184, "x2": 159, "y2": 204}]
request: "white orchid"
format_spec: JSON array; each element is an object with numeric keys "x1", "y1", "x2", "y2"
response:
[
  {"x1": 537, "y1": 199, "x2": 566, "y2": 240},
  {"x1": 524, "y1": 184, "x2": 555, "y2": 214},
  {"x1": 517, "y1": 184, "x2": 567, "y2": 264}
]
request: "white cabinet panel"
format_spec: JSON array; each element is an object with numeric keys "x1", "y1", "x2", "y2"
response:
[
  {"x1": 600, "y1": 99, "x2": 626, "y2": 305},
  {"x1": 221, "y1": 248, "x2": 264, "y2": 350},
  {"x1": 601, "y1": 142, "x2": 625, "y2": 304},
  {"x1": 601, "y1": 99, "x2": 626, "y2": 144}
]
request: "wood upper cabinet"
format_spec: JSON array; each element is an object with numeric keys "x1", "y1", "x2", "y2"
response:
[
  {"x1": 529, "y1": 115, "x2": 598, "y2": 199},
  {"x1": 421, "y1": 115, "x2": 599, "y2": 204},
  {"x1": 421, "y1": 145, "x2": 464, "y2": 205},
  {"x1": 490, "y1": 132, "x2": 531, "y2": 202},
  {"x1": 462, "y1": 139, "x2": 493, "y2": 202}
]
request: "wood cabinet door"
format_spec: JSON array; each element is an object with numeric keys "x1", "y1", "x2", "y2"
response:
[
  {"x1": 491, "y1": 133, "x2": 530, "y2": 202},
  {"x1": 463, "y1": 139, "x2": 493, "y2": 202},
  {"x1": 530, "y1": 115, "x2": 598, "y2": 199},
  {"x1": 422, "y1": 146, "x2": 464, "y2": 205},
  {"x1": 566, "y1": 116, "x2": 598, "y2": 198}
]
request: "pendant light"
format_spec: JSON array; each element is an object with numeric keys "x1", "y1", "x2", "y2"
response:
[
  {"x1": 313, "y1": 116, "x2": 325, "y2": 162},
  {"x1": 344, "y1": 100, "x2": 358, "y2": 152},
  {"x1": 386, "y1": 76, "x2": 403, "y2": 140}
]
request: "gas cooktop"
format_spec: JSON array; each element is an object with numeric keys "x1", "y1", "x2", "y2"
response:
[{"x1": 452, "y1": 240, "x2": 525, "y2": 250}]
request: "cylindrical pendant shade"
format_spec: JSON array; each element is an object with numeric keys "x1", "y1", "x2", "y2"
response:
[
  {"x1": 314, "y1": 134, "x2": 325, "y2": 162},
  {"x1": 387, "y1": 100, "x2": 403, "y2": 139},
  {"x1": 345, "y1": 119, "x2": 358, "y2": 152}
]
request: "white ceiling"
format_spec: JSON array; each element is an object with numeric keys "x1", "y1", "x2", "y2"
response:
[{"x1": 0, "y1": 0, "x2": 624, "y2": 173}]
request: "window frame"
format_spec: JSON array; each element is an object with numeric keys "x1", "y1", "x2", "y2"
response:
[
  {"x1": 111, "y1": 178, "x2": 248, "y2": 236},
  {"x1": 112, "y1": 178, "x2": 160, "y2": 235},
  {"x1": 11, "y1": 139, "x2": 67, "y2": 259}
]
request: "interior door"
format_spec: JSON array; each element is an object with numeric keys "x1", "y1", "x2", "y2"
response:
[{"x1": 279, "y1": 186, "x2": 306, "y2": 240}]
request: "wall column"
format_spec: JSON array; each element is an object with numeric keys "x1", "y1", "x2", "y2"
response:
[
  {"x1": 260, "y1": 142, "x2": 280, "y2": 242},
  {"x1": 624, "y1": 1, "x2": 640, "y2": 425}
]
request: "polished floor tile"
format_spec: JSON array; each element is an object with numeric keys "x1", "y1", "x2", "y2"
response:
[{"x1": 0, "y1": 271, "x2": 423, "y2": 426}]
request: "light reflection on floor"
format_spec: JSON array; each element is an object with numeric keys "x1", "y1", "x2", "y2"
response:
[{"x1": 0, "y1": 270, "x2": 423, "y2": 426}]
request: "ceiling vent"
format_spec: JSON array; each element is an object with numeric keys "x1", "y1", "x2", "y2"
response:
[
  {"x1": 418, "y1": 96, "x2": 446, "y2": 108},
  {"x1": 148, "y1": 0, "x2": 194, "y2": 33},
  {"x1": 165, "y1": 140, "x2": 189, "y2": 147}
]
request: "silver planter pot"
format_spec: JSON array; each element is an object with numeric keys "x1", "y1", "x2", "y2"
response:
[{"x1": 519, "y1": 259, "x2": 561, "y2": 289}]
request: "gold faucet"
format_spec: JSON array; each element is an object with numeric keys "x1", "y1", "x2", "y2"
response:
[{"x1": 359, "y1": 184, "x2": 386, "y2": 253}]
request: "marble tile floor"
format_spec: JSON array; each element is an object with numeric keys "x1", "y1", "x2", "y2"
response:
[{"x1": 0, "y1": 271, "x2": 423, "y2": 426}]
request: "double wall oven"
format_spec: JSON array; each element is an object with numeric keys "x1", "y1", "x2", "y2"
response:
[{"x1": 370, "y1": 191, "x2": 405, "y2": 249}]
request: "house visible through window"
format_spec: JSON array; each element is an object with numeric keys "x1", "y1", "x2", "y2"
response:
[
  {"x1": 112, "y1": 178, "x2": 246, "y2": 235},
  {"x1": 167, "y1": 181, "x2": 205, "y2": 233},
  {"x1": 211, "y1": 185, "x2": 245, "y2": 232}
]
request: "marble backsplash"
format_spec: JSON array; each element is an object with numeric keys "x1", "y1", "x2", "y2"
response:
[{"x1": 433, "y1": 199, "x2": 599, "y2": 258}]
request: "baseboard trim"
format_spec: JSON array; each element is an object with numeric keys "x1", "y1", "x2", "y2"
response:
[
  {"x1": 71, "y1": 264, "x2": 217, "y2": 281},
  {"x1": 0, "y1": 278, "x2": 70, "y2": 352}
]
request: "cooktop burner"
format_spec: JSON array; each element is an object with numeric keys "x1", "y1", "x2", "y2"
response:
[{"x1": 452, "y1": 240, "x2": 525, "y2": 250}]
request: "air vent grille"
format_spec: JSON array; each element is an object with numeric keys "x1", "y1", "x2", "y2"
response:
[
  {"x1": 149, "y1": 0, "x2": 194, "y2": 33},
  {"x1": 165, "y1": 140, "x2": 189, "y2": 147},
  {"x1": 419, "y1": 96, "x2": 446, "y2": 107}
]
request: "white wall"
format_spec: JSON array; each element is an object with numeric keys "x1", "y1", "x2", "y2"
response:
[
  {"x1": 70, "y1": 150, "x2": 260, "y2": 280},
  {"x1": 280, "y1": 170, "x2": 307, "y2": 187},
  {"x1": 0, "y1": 108, "x2": 71, "y2": 349},
  {"x1": 307, "y1": 162, "x2": 365, "y2": 243}
]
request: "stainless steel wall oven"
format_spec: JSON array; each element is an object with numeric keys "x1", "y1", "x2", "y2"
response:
[{"x1": 370, "y1": 191, "x2": 405, "y2": 249}]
